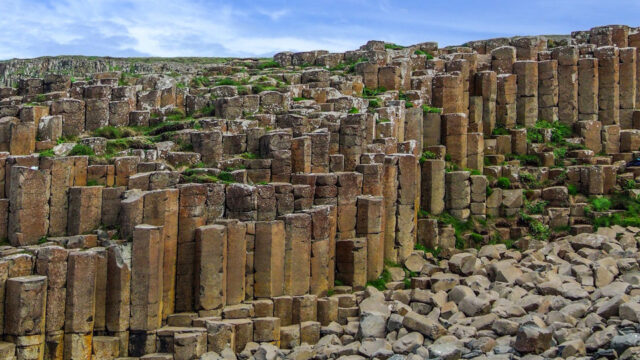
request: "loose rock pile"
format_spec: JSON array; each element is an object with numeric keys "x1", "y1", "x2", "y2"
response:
[{"x1": 0, "y1": 24, "x2": 640, "y2": 359}]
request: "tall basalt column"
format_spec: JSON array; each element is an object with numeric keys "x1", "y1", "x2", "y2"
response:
[
  {"x1": 395, "y1": 154, "x2": 418, "y2": 262},
  {"x1": 279, "y1": 213, "x2": 311, "y2": 296},
  {"x1": 194, "y1": 224, "x2": 227, "y2": 312},
  {"x1": 335, "y1": 238, "x2": 367, "y2": 290},
  {"x1": 475, "y1": 71, "x2": 497, "y2": 136},
  {"x1": 578, "y1": 58, "x2": 599, "y2": 121},
  {"x1": 433, "y1": 73, "x2": 465, "y2": 114},
  {"x1": 441, "y1": 113, "x2": 468, "y2": 168},
  {"x1": 445, "y1": 171, "x2": 471, "y2": 220},
  {"x1": 553, "y1": 46, "x2": 579, "y2": 126},
  {"x1": 143, "y1": 188, "x2": 179, "y2": 319},
  {"x1": 67, "y1": 186, "x2": 103, "y2": 235},
  {"x1": 336, "y1": 172, "x2": 363, "y2": 240},
  {"x1": 382, "y1": 156, "x2": 398, "y2": 262},
  {"x1": 5, "y1": 275, "x2": 47, "y2": 360},
  {"x1": 35, "y1": 246, "x2": 68, "y2": 335},
  {"x1": 404, "y1": 107, "x2": 423, "y2": 150},
  {"x1": 423, "y1": 111, "x2": 442, "y2": 148},
  {"x1": 106, "y1": 245, "x2": 131, "y2": 343},
  {"x1": 8, "y1": 166, "x2": 50, "y2": 246},
  {"x1": 538, "y1": 60, "x2": 558, "y2": 122},
  {"x1": 628, "y1": 33, "x2": 640, "y2": 109},
  {"x1": 619, "y1": 47, "x2": 637, "y2": 128},
  {"x1": 254, "y1": 220, "x2": 285, "y2": 298},
  {"x1": 130, "y1": 225, "x2": 163, "y2": 332},
  {"x1": 214, "y1": 219, "x2": 246, "y2": 306},
  {"x1": 356, "y1": 196, "x2": 384, "y2": 281},
  {"x1": 513, "y1": 60, "x2": 538, "y2": 127},
  {"x1": 497, "y1": 74, "x2": 517, "y2": 129},
  {"x1": 304, "y1": 205, "x2": 334, "y2": 296},
  {"x1": 594, "y1": 46, "x2": 620, "y2": 126},
  {"x1": 176, "y1": 184, "x2": 207, "y2": 312},
  {"x1": 64, "y1": 250, "x2": 97, "y2": 360},
  {"x1": 491, "y1": 46, "x2": 516, "y2": 75},
  {"x1": 420, "y1": 159, "x2": 445, "y2": 215}
]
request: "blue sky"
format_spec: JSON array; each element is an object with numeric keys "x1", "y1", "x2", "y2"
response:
[{"x1": 0, "y1": 0, "x2": 638, "y2": 60}]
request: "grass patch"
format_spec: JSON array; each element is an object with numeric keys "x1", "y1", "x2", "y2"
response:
[
  {"x1": 438, "y1": 212, "x2": 475, "y2": 249},
  {"x1": 39, "y1": 149, "x2": 55, "y2": 158},
  {"x1": 385, "y1": 43, "x2": 405, "y2": 50},
  {"x1": 496, "y1": 177, "x2": 511, "y2": 189},
  {"x1": 348, "y1": 107, "x2": 359, "y2": 114},
  {"x1": 257, "y1": 60, "x2": 281, "y2": 70},
  {"x1": 68, "y1": 144, "x2": 95, "y2": 156},
  {"x1": 568, "y1": 184, "x2": 578, "y2": 195},
  {"x1": 525, "y1": 200, "x2": 548, "y2": 214},
  {"x1": 240, "y1": 152, "x2": 260, "y2": 159},
  {"x1": 421, "y1": 104, "x2": 442, "y2": 114},
  {"x1": 419, "y1": 151, "x2": 438, "y2": 163},
  {"x1": 366, "y1": 269, "x2": 392, "y2": 291},
  {"x1": 588, "y1": 197, "x2": 611, "y2": 212},
  {"x1": 414, "y1": 49, "x2": 434, "y2": 59},
  {"x1": 363, "y1": 86, "x2": 387, "y2": 97}
]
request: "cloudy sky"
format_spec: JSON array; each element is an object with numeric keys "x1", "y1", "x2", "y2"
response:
[{"x1": 0, "y1": 0, "x2": 638, "y2": 60}]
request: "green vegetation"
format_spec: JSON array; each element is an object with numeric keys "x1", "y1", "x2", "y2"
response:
[
  {"x1": 215, "y1": 78, "x2": 240, "y2": 86},
  {"x1": 366, "y1": 268, "x2": 392, "y2": 291},
  {"x1": 293, "y1": 97, "x2": 311, "y2": 102},
  {"x1": 368, "y1": 99, "x2": 381, "y2": 109},
  {"x1": 419, "y1": 150, "x2": 438, "y2": 163},
  {"x1": 38, "y1": 149, "x2": 55, "y2": 158},
  {"x1": 86, "y1": 179, "x2": 99, "y2": 186},
  {"x1": 505, "y1": 153, "x2": 541, "y2": 166},
  {"x1": 93, "y1": 126, "x2": 137, "y2": 139},
  {"x1": 520, "y1": 172, "x2": 543, "y2": 189},
  {"x1": 527, "y1": 120, "x2": 572, "y2": 144},
  {"x1": 68, "y1": 144, "x2": 95, "y2": 156},
  {"x1": 526, "y1": 200, "x2": 548, "y2": 214},
  {"x1": 384, "y1": 43, "x2": 405, "y2": 50},
  {"x1": 191, "y1": 76, "x2": 211, "y2": 88},
  {"x1": 414, "y1": 50, "x2": 434, "y2": 59},
  {"x1": 363, "y1": 87, "x2": 387, "y2": 97},
  {"x1": 520, "y1": 212, "x2": 550, "y2": 240},
  {"x1": 438, "y1": 212, "x2": 476, "y2": 249},
  {"x1": 589, "y1": 194, "x2": 640, "y2": 229},
  {"x1": 252, "y1": 84, "x2": 280, "y2": 93},
  {"x1": 421, "y1": 105, "x2": 442, "y2": 114},
  {"x1": 348, "y1": 107, "x2": 359, "y2": 114},
  {"x1": 492, "y1": 126, "x2": 510, "y2": 136},
  {"x1": 240, "y1": 152, "x2": 260, "y2": 159},
  {"x1": 470, "y1": 232, "x2": 484, "y2": 244},
  {"x1": 623, "y1": 179, "x2": 637, "y2": 190},
  {"x1": 257, "y1": 60, "x2": 281, "y2": 70},
  {"x1": 417, "y1": 209, "x2": 429, "y2": 218},
  {"x1": 588, "y1": 197, "x2": 612, "y2": 212},
  {"x1": 496, "y1": 177, "x2": 511, "y2": 189},
  {"x1": 182, "y1": 169, "x2": 236, "y2": 185},
  {"x1": 568, "y1": 184, "x2": 578, "y2": 195}
]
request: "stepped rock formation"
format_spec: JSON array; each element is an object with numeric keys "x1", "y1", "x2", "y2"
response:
[{"x1": 0, "y1": 24, "x2": 640, "y2": 359}]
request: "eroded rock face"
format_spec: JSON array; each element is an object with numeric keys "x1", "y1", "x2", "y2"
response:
[{"x1": 1, "y1": 24, "x2": 640, "y2": 359}]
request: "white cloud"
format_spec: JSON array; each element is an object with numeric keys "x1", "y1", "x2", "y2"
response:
[
  {"x1": 256, "y1": 8, "x2": 290, "y2": 21},
  {"x1": 0, "y1": 0, "x2": 357, "y2": 59}
]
